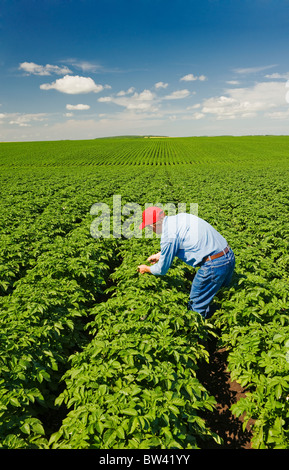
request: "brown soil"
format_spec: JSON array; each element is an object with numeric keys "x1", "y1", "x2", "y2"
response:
[{"x1": 197, "y1": 343, "x2": 255, "y2": 449}]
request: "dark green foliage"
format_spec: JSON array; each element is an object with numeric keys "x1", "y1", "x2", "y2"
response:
[{"x1": 0, "y1": 136, "x2": 288, "y2": 448}]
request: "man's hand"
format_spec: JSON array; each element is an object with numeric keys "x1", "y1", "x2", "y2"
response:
[
  {"x1": 137, "y1": 264, "x2": 151, "y2": 274},
  {"x1": 147, "y1": 251, "x2": 161, "y2": 264}
]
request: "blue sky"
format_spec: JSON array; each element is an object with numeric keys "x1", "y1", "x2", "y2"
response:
[{"x1": 1, "y1": 0, "x2": 289, "y2": 141}]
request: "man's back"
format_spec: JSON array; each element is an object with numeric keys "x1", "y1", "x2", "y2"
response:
[{"x1": 151, "y1": 213, "x2": 228, "y2": 274}]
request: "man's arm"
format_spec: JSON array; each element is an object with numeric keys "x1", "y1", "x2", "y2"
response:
[
  {"x1": 138, "y1": 240, "x2": 178, "y2": 276},
  {"x1": 137, "y1": 252, "x2": 161, "y2": 274},
  {"x1": 147, "y1": 251, "x2": 161, "y2": 264},
  {"x1": 137, "y1": 264, "x2": 151, "y2": 274}
]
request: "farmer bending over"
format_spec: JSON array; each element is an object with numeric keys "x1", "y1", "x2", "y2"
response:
[{"x1": 137, "y1": 207, "x2": 235, "y2": 319}]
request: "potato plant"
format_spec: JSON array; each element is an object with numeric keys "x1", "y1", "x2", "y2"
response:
[
  {"x1": 49, "y1": 240, "x2": 219, "y2": 449},
  {"x1": 0, "y1": 136, "x2": 288, "y2": 448}
]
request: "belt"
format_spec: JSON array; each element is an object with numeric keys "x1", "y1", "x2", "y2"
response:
[{"x1": 204, "y1": 246, "x2": 229, "y2": 263}]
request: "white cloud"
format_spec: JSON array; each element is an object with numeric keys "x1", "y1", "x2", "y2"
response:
[
  {"x1": 228, "y1": 81, "x2": 286, "y2": 108},
  {"x1": 8, "y1": 113, "x2": 48, "y2": 127},
  {"x1": 126, "y1": 90, "x2": 156, "y2": 110},
  {"x1": 265, "y1": 72, "x2": 289, "y2": 80},
  {"x1": 180, "y1": 74, "x2": 207, "y2": 82},
  {"x1": 134, "y1": 90, "x2": 155, "y2": 101},
  {"x1": 63, "y1": 59, "x2": 103, "y2": 73},
  {"x1": 116, "y1": 87, "x2": 135, "y2": 96},
  {"x1": 187, "y1": 103, "x2": 201, "y2": 110},
  {"x1": 233, "y1": 65, "x2": 277, "y2": 74},
  {"x1": 40, "y1": 75, "x2": 104, "y2": 94},
  {"x1": 66, "y1": 104, "x2": 90, "y2": 110},
  {"x1": 164, "y1": 89, "x2": 191, "y2": 100},
  {"x1": 226, "y1": 80, "x2": 241, "y2": 85},
  {"x1": 201, "y1": 81, "x2": 287, "y2": 120},
  {"x1": 155, "y1": 81, "x2": 169, "y2": 89},
  {"x1": 19, "y1": 62, "x2": 72, "y2": 76},
  {"x1": 192, "y1": 112, "x2": 205, "y2": 120},
  {"x1": 180, "y1": 111, "x2": 204, "y2": 120},
  {"x1": 98, "y1": 89, "x2": 157, "y2": 112},
  {"x1": 265, "y1": 109, "x2": 289, "y2": 119},
  {"x1": 98, "y1": 96, "x2": 113, "y2": 103}
]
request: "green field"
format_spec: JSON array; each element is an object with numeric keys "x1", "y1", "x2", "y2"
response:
[{"x1": 0, "y1": 136, "x2": 288, "y2": 449}]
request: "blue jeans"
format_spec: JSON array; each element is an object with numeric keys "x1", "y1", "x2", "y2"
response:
[{"x1": 188, "y1": 247, "x2": 235, "y2": 319}]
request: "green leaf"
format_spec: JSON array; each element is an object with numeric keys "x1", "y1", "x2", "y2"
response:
[
  {"x1": 32, "y1": 421, "x2": 45, "y2": 436},
  {"x1": 9, "y1": 397, "x2": 21, "y2": 407},
  {"x1": 20, "y1": 423, "x2": 31, "y2": 435},
  {"x1": 275, "y1": 383, "x2": 283, "y2": 399},
  {"x1": 168, "y1": 404, "x2": 180, "y2": 415},
  {"x1": 121, "y1": 408, "x2": 138, "y2": 416},
  {"x1": 103, "y1": 429, "x2": 117, "y2": 447},
  {"x1": 116, "y1": 426, "x2": 125, "y2": 439}
]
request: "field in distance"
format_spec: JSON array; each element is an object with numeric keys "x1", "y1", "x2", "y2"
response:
[{"x1": 0, "y1": 135, "x2": 289, "y2": 167}]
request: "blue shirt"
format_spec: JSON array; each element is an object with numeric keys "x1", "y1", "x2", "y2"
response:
[{"x1": 150, "y1": 213, "x2": 228, "y2": 276}]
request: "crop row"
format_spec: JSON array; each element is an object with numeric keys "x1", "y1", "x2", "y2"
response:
[
  {"x1": 0, "y1": 167, "x2": 144, "y2": 447},
  {"x1": 0, "y1": 136, "x2": 288, "y2": 449},
  {"x1": 1, "y1": 136, "x2": 289, "y2": 167},
  {"x1": 0, "y1": 164, "x2": 194, "y2": 448},
  {"x1": 202, "y1": 168, "x2": 289, "y2": 449},
  {"x1": 0, "y1": 225, "x2": 121, "y2": 448},
  {"x1": 48, "y1": 239, "x2": 220, "y2": 449}
]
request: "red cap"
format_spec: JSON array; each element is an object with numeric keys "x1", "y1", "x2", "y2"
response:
[{"x1": 139, "y1": 206, "x2": 164, "y2": 230}]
